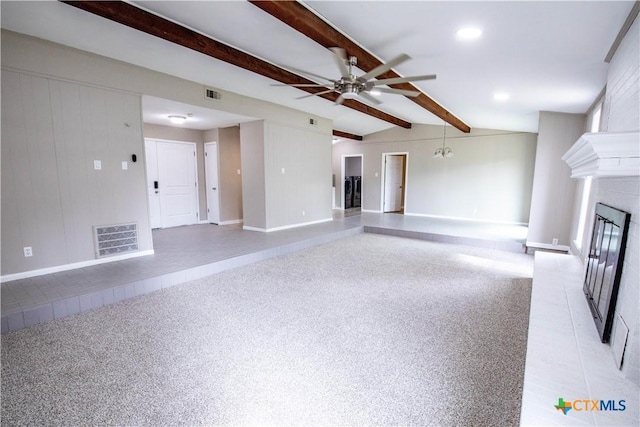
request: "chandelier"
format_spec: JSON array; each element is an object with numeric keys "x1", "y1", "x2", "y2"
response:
[{"x1": 433, "y1": 122, "x2": 453, "y2": 158}]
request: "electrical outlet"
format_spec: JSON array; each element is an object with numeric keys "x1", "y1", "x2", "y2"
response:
[
  {"x1": 94, "y1": 160, "x2": 102, "y2": 170},
  {"x1": 552, "y1": 238, "x2": 559, "y2": 246},
  {"x1": 23, "y1": 246, "x2": 33, "y2": 257},
  {"x1": 302, "y1": 210, "x2": 306, "y2": 217}
]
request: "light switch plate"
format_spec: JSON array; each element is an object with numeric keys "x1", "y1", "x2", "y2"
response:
[
  {"x1": 94, "y1": 160, "x2": 102, "y2": 170},
  {"x1": 122, "y1": 161, "x2": 128, "y2": 170}
]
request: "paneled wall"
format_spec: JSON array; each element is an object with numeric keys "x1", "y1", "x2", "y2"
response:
[
  {"x1": 241, "y1": 120, "x2": 332, "y2": 231},
  {"x1": 1, "y1": 71, "x2": 151, "y2": 276},
  {"x1": 264, "y1": 121, "x2": 332, "y2": 230}
]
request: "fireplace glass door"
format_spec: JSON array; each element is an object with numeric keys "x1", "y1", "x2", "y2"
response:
[{"x1": 584, "y1": 203, "x2": 630, "y2": 343}]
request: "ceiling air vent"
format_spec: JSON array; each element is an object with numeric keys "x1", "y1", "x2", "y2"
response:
[{"x1": 204, "y1": 87, "x2": 222, "y2": 101}]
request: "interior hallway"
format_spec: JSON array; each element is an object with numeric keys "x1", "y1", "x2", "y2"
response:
[{"x1": 1, "y1": 213, "x2": 528, "y2": 334}]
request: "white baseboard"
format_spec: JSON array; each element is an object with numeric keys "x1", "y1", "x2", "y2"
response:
[
  {"x1": 0, "y1": 249, "x2": 155, "y2": 283},
  {"x1": 244, "y1": 217, "x2": 333, "y2": 233},
  {"x1": 219, "y1": 219, "x2": 243, "y2": 225},
  {"x1": 198, "y1": 220, "x2": 210, "y2": 225},
  {"x1": 404, "y1": 212, "x2": 528, "y2": 226},
  {"x1": 361, "y1": 209, "x2": 382, "y2": 213},
  {"x1": 526, "y1": 241, "x2": 570, "y2": 252}
]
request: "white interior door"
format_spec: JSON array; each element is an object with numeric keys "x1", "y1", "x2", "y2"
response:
[
  {"x1": 145, "y1": 140, "x2": 162, "y2": 229},
  {"x1": 384, "y1": 154, "x2": 404, "y2": 212},
  {"x1": 157, "y1": 141, "x2": 198, "y2": 228},
  {"x1": 205, "y1": 142, "x2": 220, "y2": 224}
]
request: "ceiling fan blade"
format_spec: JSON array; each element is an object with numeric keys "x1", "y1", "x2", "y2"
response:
[
  {"x1": 359, "y1": 92, "x2": 383, "y2": 105},
  {"x1": 329, "y1": 47, "x2": 350, "y2": 77},
  {"x1": 296, "y1": 89, "x2": 335, "y2": 99},
  {"x1": 360, "y1": 53, "x2": 411, "y2": 81},
  {"x1": 374, "y1": 87, "x2": 421, "y2": 97},
  {"x1": 373, "y1": 74, "x2": 437, "y2": 86},
  {"x1": 282, "y1": 66, "x2": 336, "y2": 83},
  {"x1": 271, "y1": 83, "x2": 333, "y2": 88}
]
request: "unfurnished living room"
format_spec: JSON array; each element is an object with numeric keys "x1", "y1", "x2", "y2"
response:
[{"x1": 1, "y1": 1, "x2": 639, "y2": 426}]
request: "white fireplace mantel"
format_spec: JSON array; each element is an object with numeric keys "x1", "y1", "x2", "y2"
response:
[{"x1": 562, "y1": 131, "x2": 640, "y2": 178}]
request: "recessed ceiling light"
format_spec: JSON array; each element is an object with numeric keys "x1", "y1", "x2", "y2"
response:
[
  {"x1": 168, "y1": 115, "x2": 187, "y2": 124},
  {"x1": 493, "y1": 92, "x2": 510, "y2": 101},
  {"x1": 456, "y1": 27, "x2": 482, "y2": 40}
]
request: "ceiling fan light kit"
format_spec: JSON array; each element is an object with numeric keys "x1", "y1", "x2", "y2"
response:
[{"x1": 277, "y1": 46, "x2": 437, "y2": 106}]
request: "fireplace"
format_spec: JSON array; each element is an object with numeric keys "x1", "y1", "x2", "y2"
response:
[{"x1": 584, "y1": 203, "x2": 630, "y2": 343}]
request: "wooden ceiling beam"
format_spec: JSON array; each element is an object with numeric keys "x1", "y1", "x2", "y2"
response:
[
  {"x1": 250, "y1": 0, "x2": 471, "y2": 133},
  {"x1": 60, "y1": 1, "x2": 411, "y2": 129},
  {"x1": 333, "y1": 130, "x2": 363, "y2": 141}
]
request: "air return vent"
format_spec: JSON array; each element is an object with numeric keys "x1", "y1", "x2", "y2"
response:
[
  {"x1": 204, "y1": 87, "x2": 222, "y2": 101},
  {"x1": 94, "y1": 223, "x2": 139, "y2": 258}
]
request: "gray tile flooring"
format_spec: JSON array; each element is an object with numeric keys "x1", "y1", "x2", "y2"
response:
[{"x1": 1, "y1": 212, "x2": 528, "y2": 333}]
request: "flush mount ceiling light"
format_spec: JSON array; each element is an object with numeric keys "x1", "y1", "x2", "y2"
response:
[
  {"x1": 493, "y1": 92, "x2": 510, "y2": 101},
  {"x1": 168, "y1": 115, "x2": 187, "y2": 124},
  {"x1": 456, "y1": 27, "x2": 482, "y2": 40},
  {"x1": 434, "y1": 122, "x2": 454, "y2": 159}
]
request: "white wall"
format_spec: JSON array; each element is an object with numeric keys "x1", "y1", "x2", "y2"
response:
[
  {"x1": 333, "y1": 124, "x2": 537, "y2": 224},
  {"x1": 568, "y1": 14, "x2": 639, "y2": 385},
  {"x1": 597, "y1": 14, "x2": 639, "y2": 385}
]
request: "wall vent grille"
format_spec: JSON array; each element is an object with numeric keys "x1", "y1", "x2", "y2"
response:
[
  {"x1": 205, "y1": 87, "x2": 222, "y2": 100},
  {"x1": 94, "y1": 223, "x2": 139, "y2": 258}
]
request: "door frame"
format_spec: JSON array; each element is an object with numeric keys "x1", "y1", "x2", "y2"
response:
[
  {"x1": 341, "y1": 154, "x2": 363, "y2": 210},
  {"x1": 380, "y1": 152, "x2": 409, "y2": 214},
  {"x1": 204, "y1": 141, "x2": 220, "y2": 224}
]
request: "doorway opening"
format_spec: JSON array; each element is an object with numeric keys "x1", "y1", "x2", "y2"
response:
[
  {"x1": 341, "y1": 154, "x2": 363, "y2": 215},
  {"x1": 381, "y1": 153, "x2": 408, "y2": 214}
]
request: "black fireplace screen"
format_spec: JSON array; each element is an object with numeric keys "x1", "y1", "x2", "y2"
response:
[{"x1": 584, "y1": 203, "x2": 631, "y2": 343}]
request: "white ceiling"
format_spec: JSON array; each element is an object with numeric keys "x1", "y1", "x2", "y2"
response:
[{"x1": 1, "y1": 1, "x2": 635, "y2": 135}]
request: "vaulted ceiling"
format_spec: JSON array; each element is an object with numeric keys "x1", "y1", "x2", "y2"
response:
[{"x1": 1, "y1": 1, "x2": 635, "y2": 136}]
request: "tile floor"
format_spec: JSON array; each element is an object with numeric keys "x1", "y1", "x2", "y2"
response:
[
  {"x1": 1, "y1": 212, "x2": 528, "y2": 333},
  {"x1": 520, "y1": 251, "x2": 639, "y2": 426}
]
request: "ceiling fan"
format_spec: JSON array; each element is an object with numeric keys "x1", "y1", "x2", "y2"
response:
[{"x1": 274, "y1": 48, "x2": 436, "y2": 105}]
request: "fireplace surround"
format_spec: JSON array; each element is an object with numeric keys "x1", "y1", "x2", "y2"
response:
[{"x1": 584, "y1": 202, "x2": 631, "y2": 342}]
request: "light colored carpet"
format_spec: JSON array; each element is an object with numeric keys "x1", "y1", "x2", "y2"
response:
[{"x1": 1, "y1": 233, "x2": 533, "y2": 426}]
